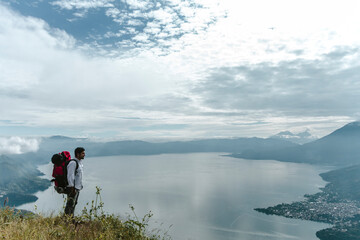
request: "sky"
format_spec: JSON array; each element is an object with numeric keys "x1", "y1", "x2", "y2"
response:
[{"x1": 1, "y1": 0, "x2": 360, "y2": 149}]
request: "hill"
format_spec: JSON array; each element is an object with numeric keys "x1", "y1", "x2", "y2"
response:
[
  {"x1": 94, "y1": 137, "x2": 298, "y2": 156},
  {"x1": 0, "y1": 155, "x2": 50, "y2": 206},
  {"x1": 0, "y1": 191, "x2": 170, "y2": 240},
  {"x1": 232, "y1": 121, "x2": 360, "y2": 166},
  {"x1": 319, "y1": 164, "x2": 360, "y2": 201},
  {"x1": 14, "y1": 136, "x2": 298, "y2": 164}
]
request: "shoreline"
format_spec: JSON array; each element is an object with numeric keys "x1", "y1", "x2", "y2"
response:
[
  {"x1": 0, "y1": 162, "x2": 51, "y2": 208},
  {"x1": 254, "y1": 164, "x2": 360, "y2": 240}
]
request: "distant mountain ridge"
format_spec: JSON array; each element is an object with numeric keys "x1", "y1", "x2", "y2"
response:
[
  {"x1": 233, "y1": 121, "x2": 360, "y2": 166},
  {"x1": 3, "y1": 121, "x2": 360, "y2": 207},
  {"x1": 96, "y1": 137, "x2": 301, "y2": 156},
  {"x1": 17, "y1": 136, "x2": 298, "y2": 164},
  {"x1": 270, "y1": 130, "x2": 317, "y2": 144},
  {"x1": 11, "y1": 121, "x2": 360, "y2": 167}
]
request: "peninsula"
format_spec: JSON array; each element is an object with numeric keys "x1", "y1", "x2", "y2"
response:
[{"x1": 255, "y1": 164, "x2": 360, "y2": 240}]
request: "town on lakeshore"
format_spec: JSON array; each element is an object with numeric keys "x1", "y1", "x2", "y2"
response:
[{"x1": 256, "y1": 164, "x2": 360, "y2": 240}]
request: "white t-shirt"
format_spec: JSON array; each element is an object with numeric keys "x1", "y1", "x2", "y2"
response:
[{"x1": 67, "y1": 158, "x2": 83, "y2": 190}]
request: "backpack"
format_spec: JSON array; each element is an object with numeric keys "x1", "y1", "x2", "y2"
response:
[{"x1": 51, "y1": 151, "x2": 78, "y2": 194}]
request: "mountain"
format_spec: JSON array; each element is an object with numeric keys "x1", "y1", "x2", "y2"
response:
[
  {"x1": 14, "y1": 121, "x2": 360, "y2": 167},
  {"x1": 270, "y1": 130, "x2": 317, "y2": 144},
  {"x1": 319, "y1": 164, "x2": 360, "y2": 201},
  {"x1": 0, "y1": 154, "x2": 50, "y2": 206},
  {"x1": 12, "y1": 135, "x2": 298, "y2": 165},
  {"x1": 94, "y1": 138, "x2": 299, "y2": 156},
  {"x1": 36, "y1": 136, "x2": 298, "y2": 157},
  {"x1": 233, "y1": 122, "x2": 360, "y2": 166}
]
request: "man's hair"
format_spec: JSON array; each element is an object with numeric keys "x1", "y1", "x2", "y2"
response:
[{"x1": 74, "y1": 147, "x2": 85, "y2": 157}]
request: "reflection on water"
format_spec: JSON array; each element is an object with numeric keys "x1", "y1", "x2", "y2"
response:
[{"x1": 19, "y1": 153, "x2": 331, "y2": 240}]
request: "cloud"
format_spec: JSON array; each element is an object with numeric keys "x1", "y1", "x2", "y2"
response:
[
  {"x1": 48, "y1": 0, "x2": 228, "y2": 55},
  {"x1": 105, "y1": 7, "x2": 120, "y2": 18},
  {"x1": 192, "y1": 47, "x2": 360, "y2": 118},
  {"x1": 2, "y1": 1, "x2": 360, "y2": 140},
  {"x1": 127, "y1": 19, "x2": 144, "y2": 26},
  {"x1": 121, "y1": 0, "x2": 154, "y2": 10},
  {"x1": 0, "y1": 137, "x2": 40, "y2": 154},
  {"x1": 0, "y1": 4, "x2": 75, "y2": 91},
  {"x1": 0, "y1": 3, "x2": 176, "y2": 98},
  {"x1": 131, "y1": 124, "x2": 188, "y2": 131},
  {"x1": 0, "y1": 4, "x2": 184, "y2": 134},
  {"x1": 51, "y1": 0, "x2": 115, "y2": 10}
]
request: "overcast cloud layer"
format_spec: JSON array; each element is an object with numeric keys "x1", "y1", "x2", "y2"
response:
[{"x1": 0, "y1": 0, "x2": 360, "y2": 142}]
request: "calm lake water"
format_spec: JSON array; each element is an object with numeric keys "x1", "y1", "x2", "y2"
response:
[{"x1": 19, "y1": 153, "x2": 332, "y2": 240}]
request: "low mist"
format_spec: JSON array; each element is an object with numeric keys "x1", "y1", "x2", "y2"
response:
[{"x1": 0, "y1": 136, "x2": 40, "y2": 155}]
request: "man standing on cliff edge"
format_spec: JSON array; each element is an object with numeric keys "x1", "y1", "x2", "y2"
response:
[{"x1": 65, "y1": 147, "x2": 85, "y2": 216}]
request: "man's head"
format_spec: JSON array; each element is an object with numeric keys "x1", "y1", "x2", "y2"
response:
[{"x1": 75, "y1": 147, "x2": 85, "y2": 160}]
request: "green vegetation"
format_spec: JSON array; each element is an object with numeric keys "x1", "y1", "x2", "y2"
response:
[
  {"x1": 0, "y1": 187, "x2": 171, "y2": 240},
  {"x1": 0, "y1": 154, "x2": 51, "y2": 207}
]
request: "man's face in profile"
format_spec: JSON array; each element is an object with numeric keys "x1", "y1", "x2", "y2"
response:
[{"x1": 77, "y1": 151, "x2": 85, "y2": 160}]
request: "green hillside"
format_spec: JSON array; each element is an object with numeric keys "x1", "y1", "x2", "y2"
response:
[
  {"x1": 0, "y1": 155, "x2": 50, "y2": 206},
  {"x1": 0, "y1": 189, "x2": 171, "y2": 240}
]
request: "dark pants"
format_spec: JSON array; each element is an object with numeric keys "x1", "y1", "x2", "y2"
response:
[{"x1": 65, "y1": 189, "x2": 80, "y2": 216}]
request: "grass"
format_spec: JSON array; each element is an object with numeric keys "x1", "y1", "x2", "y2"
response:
[{"x1": 0, "y1": 187, "x2": 171, "y2": 240}]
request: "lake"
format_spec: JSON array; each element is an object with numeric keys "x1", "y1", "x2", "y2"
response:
[{"x1": 19, "y1": 153, "x2": 332, "y2": 240}]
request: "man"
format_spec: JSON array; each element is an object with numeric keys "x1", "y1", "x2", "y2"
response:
[{"x1": 65, "y1": 147, "x2": 85, "y2": 216}]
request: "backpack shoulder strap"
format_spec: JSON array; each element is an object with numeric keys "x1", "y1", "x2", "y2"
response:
[
  {"x1": 66, "y1": 159, "x2": 79, "y2": 171},
  {"x1": 72, "y1": 159, "x2": 79, "y2": 171}
]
